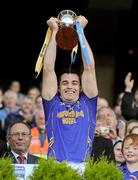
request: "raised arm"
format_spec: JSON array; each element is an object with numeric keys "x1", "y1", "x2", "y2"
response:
[
  {"x1": 121, "y1": 72, "x2": 136, "y2": 120},
  {"x1": 124, "y1": 72, "x2": 134, "y2": 92},
  {"x1": 76, "y1": 16, "x2": 98, "y2": 98},
  {"x1": 42, "y1": 17, "x2": 59, "y2": 100}
]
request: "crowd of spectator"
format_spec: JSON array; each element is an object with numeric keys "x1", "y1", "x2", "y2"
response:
[
  {"x1": 0, "y1": 75, "x2": 138, "y2": 179},
  {"x1": 0, "y1": 80, "x2": 48, "y2": 160}
]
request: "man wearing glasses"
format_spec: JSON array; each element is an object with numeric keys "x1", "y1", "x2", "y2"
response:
[{"x1": 5, "y1": 122, "x2": 41, "y2": 164}]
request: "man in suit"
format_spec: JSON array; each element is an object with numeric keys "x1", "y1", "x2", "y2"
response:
[{"x1": 5, "y1": 121, "x2": 41, "y2": 164}]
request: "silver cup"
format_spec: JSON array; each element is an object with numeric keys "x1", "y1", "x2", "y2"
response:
[{"x1": 56, "y1": 10, "x2": 79, "y2": 50}]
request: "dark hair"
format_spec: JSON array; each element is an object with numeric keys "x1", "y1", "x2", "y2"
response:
[
  {"x1": 113, "y1": 140, "x2": 123, "y2": 147},
  {"x1": 58, "y1": 68, "x2": 81, "y2": 85},
  {"x1": 7, "y1": 121, "x2": 31, "y2": 136}
]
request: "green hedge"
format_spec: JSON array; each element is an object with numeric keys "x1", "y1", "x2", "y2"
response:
[
  {"x1": 0, "y1": 157, "x2": 16, "y2": 180},
  {"x1": 30, "y1": 157, "x2": 123, "y2": 180},
  {"x1": 84, "y1": 156, "x2": 123, "y2": 180},
  {"x1": 0, "y1": 156, "x2": 123, "y2": 180},
  {"x1": 29, "y1": 158, "x2": 82, "y2": 180}
]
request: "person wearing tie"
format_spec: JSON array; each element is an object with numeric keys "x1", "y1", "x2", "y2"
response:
[{"x1": 5, "y1": 121, "x2": 41, "y2": 164}]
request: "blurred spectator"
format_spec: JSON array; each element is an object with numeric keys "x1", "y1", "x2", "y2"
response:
[
  {"x1": 117, "y1": 120, "x2": 126, "y2": 140},
  {"x1": 113, "y1": 92, "x2": 126, "y2": 139},
  {"x1": 114, "y1": 92, "x2": 124, "y2": 120},
  {"x1": 95, "y1": 114, "x2": 110, "y2": 137},
  {"x1": 0, "y1": 90, "x2": 19, "y2": 140},
  {"x1": 96, "y1": 107, "x2": 123, "y2": 143},
  {"x1": 0, "y1": 87, "x2": 4, "y2": 110},
  {"x1": 113, "y1": 140, "x2": 125, "y2": 166},
  {"x1": 35, "y1": 96, "x2": 43, "y2": 110},
  {"x1": 0, "y1": 90, "x2": 19, "y2": 120},
  {"x1": 9, "y1": 80, "x2": 25, "y2": 106},
  {"x1": 121, "y1": 72, "x2": 138, "y2": 120},
  {"x1": 33, "y1": 95, "x2": 44, "y2": 115},
  {"x1": 97, "y1": 96, "x2": 109, "y2": 110},
  {"x1": 4, "y1": 96, "x2": 35, "y2": 132},
  {"x1": 120, "y1": 134, "x2": 138, "y2": 179},
  {"x1": 92, "y1": 115, "x2": 115, "y2": 162},
  {"x1": 29, "y1": 109, "x2": 48, "y2": 159},
  {"x1": 125, "y1": 119, "x2": 138, "y2": 135},
  {"x1": 0, "y1": 88, "x2": 5, "y2": 140},
  {"x1": 27, "y1": 86, "x2": 40, "y2": 104}
]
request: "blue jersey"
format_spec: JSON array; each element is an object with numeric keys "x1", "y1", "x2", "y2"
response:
[
  {"x1": 42, "y1": 93, "x2": 98, "y2": 162},
  {"x1": 119, "y1": 163, "x2": 138, "y2": 180}
]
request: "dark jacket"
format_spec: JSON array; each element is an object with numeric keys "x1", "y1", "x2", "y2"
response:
[
  {"x1": 121, "y1": 91, "x2": 138, "y2": 120},
  {"x1": 91, "y1": 136, "x2": 115, "y2": 162},
  {"x1": 4, "y1": 151, "x2": 41, "y2": 164}
]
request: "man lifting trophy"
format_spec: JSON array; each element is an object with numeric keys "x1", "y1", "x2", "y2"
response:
[{"x1": 40, "y1": 12, "x2": 98, "y2": 175}]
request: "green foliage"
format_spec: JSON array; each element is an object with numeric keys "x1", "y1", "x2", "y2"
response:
[
  {"x1": 83, "y1": 156, "x2": 123, "y2": 180},
  {"x1": 29, "y1": 157, "x2": 82, "y2": 180},
  {"x1": 0, "y1": 157, "x2": 16, "y2": 180}
]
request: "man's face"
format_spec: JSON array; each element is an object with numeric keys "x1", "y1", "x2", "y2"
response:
[
  {"x1": 123, "y1": 138, "x2": 138, "y2": 163},
  {"x1": 5, "y1": 95, "x2": 17, "y2": 108},
  {"x1": 22, "y1": 98, "x2": 33, "y2": 114},
  {"x1": 59, "y1": 73, "x2": 80, "y2": 103},
  {"x1": 98, "y1": 108, "x2": 117, "y2": 131},
  {"x1": 7, "y1": 123, "x2": 32, "y2": 154},
  {"x1": 10, "y1": 81, "x2": 20, "y2": 93}
]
